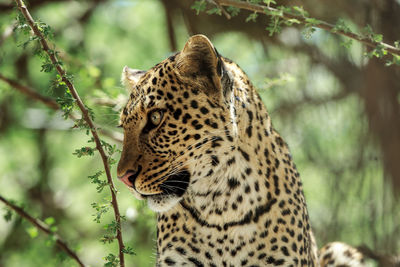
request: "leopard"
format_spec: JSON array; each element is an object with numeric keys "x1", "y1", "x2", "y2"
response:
[{"x1": 117, "y1": 34, "x2": 366, "y2": 267}]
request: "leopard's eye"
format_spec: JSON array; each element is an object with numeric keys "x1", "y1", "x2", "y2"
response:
[
  {"x1": 143, "y1": 109, "x2": 164, "y2": 134},
  {"x1": 150, "y1": 110, "x2": 163, "y2": 126}
]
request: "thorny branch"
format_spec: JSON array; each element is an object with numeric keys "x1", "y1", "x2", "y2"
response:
[
  {"x1": 13, "y1": 0, "x2": 126, "y2": 266},
  {"x1": 0, "y1": 73, "x2": 123, "y2": 143},
  {"x1": 214, "y1": 0, "x2": 400, "y2": 57},
  {"x1": 0, "y1": 195, "x2": 85, "y2": 267}
]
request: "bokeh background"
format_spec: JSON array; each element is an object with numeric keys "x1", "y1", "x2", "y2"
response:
[{"x1": 0, "y1": 0, "x2": 399, "y2": 266}]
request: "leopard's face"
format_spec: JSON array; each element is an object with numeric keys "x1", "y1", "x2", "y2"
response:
[{"x1": 117, "y1": 36, "x2": 233, "y2": 212}]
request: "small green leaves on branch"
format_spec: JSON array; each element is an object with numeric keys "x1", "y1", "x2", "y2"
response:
[
  {"x1": 73, "y1": 146, "x2": 96, "y2": 158},
  {"x1": 101, "y1": 220, "x2": 120, "y2": 244},
  {"x1": 363, "y1": 25, "x2": 383, "y2": 43},
  {"x1": 91, "y1": 202, "x2": 110, "y2": 223},
  {"x1": 192, "y1": 0, "x2": 207, "y2": 15},
  {"x1": 88, "y1": 171, "x2": 109, "y2": 193},
  {"x1": 226, "y1": 6, "x2": 240, "y2": 16},
  {"x1": 245, "y1": 12, "x2": 258, "y2": 22},
  {"x1": 104, "y1": 253, "x2": 120, "y2": 267},
  {"x1": 3, "y1": 208, "x2": 13, "y2": 222},
  {"x1": 122, "y1": 247, "x2": 136, "y2": 255},
  {"x1": 13, "y1": 0, "x2": 126, "y2": 265},
  {"x1": 194, "y1": 0, "x2": 400, "y2": 64}
]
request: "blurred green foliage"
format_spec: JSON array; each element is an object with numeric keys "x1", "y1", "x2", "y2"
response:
[{"x1": 0, "y1": 0, "x2": 399, "y2": 266}]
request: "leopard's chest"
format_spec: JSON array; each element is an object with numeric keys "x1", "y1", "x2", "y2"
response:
[{"x1": 156, "y1": 215, "x2": 302, "y2": 267}]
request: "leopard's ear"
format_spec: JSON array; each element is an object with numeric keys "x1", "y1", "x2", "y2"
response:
[
  {"x1": 176, "y1": 35, "x2": 229, "y2": 94},
  {"x1": 121, "y1": 66, "x2": 145, "y2": 91}
]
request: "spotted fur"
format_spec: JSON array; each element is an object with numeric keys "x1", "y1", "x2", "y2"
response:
[{"x1": 117, "y1": 35, "x2": 364, "y2": 267}]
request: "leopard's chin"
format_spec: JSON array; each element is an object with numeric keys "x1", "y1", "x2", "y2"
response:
[
  {"x1": 143, "y1": 169, "x2": 191, "y2": 213},
  {"x1": 147, "y1": 194, "x2": 183, "y2": 212}
]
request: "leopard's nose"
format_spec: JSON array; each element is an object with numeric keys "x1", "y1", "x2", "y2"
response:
[{"x1": 118, "y1": 165, "x2": 142, "y2": 189}]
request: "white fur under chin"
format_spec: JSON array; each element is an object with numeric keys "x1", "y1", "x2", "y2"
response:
[{"x1": 147, "y1": 195, "x2": 182, "y2": 212}]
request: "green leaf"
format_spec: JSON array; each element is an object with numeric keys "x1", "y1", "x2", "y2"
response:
[
  {"x1": 104, "y1": 253, "x2": 119, "y2": 267},
  {"x1": 226, "y1": 6, "x2": 240, "y2": 17},
  {"x1": 206, "y1": 7, "x2": 222, "y2": 15},
  {"x1": 88, "y1": 171, "x2": 107, "y2": 192},
  {"x1": 73, "y1": 146, "x2": 95, "y2": 158},
  {"x1": 340, "y1": 39, "x2": 353, "y2": 49},
  {"x1": 246, "y1": 12, "x2": 258, "y2": 23},
  {"x1": 108, "y1": 157, "x2": 117, "y2": 166},
  {"x1": 100, "y1": 234, "x2": 115, "y2": 244},
  {"x1": 331, "y1": 18, "x2": 351, "y2": 33},
  {"x1": 26, "y1": 226, "x2": 39, "y2": 238},
  {"x1": 305, "y1": 17, "x2": 322, "y2": 26},
  {"x1": 302, "y1": 26, "x2": 316, "y2": 39},
  {"x1": 292, "y1": 6, "x2": 309, "y2": 17},
  {"x1": 56, "y1": 90, "x2": 75, "y2": 119},
  {"x1": 3, "y1": 209, "x2": 13, "y2": 222},
  {"x1": 365, "y1": 44, "x2": 388, "y2": 59},
  {"x1": 372, "y1": 34, "x2": 383, "y2": 43},
  {"x1": 362, "y1": 25, "x2": 374, "y2": 38},
  {"x1": 394, "y1": 55, "x2": 400, "y2": 65},
  {"x1": 284, "y1": 18, "x2": 301, "y2": 26},
  {"x1": 264, "y1": 8, "x2": 283, "y2": 17},
  {"x1": 122, "y1": 246, "x2": 136, "y2": 255},
  {"x1": 41, "y1": 63, "x2": 53, "y2": 73},
  {"x1": 88, "y1": 171, "x2": 104, "y2": 181},
  {"x1": 36, "y1": 21, "x2": 53, "y2": 39},
  {"x1": 104, "y1": 220, "x2": 120, "y2": 233},
  {"x1": 362, "y1": 25, "x2": 384, "y2": 43},
  {"x1": 266, "y1": 16, "x2": 282, "y2": 36},
  {"x1": 191, "y1": 0, "x2": 207, "y2": 15},
  {"x1": 44, "y1": 217, "x2": 55, "y2": 225},
  {"x1": 91, "y1": 202, "x2": 110, "y2": 223}
]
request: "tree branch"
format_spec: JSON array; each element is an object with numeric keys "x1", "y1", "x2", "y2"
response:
[
  {"x1": 214, "y1": 0, "x2": 400, "y2": 57},
  {"x1": 0, "y1": 194, "x2": 85, "y2": 267},
  {"x1": 208, "y1": 0, "x2": 231, "y2": 19},
  {"x1": 0, "y1": 73, "x2": 123, "y2": 143},
  {"x1": 0, "y1": 73, "x2": 59, "y2": 110},
  {"x1": 13, "y1": 1, "x2": 126, "y2": 266}
]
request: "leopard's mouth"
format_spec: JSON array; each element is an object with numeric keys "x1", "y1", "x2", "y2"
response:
[{"x1": 119, "y1": 169, "x2": 191, "y2": 199}]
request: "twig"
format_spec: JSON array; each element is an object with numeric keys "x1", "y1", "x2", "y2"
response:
[
  {"x1": 0, "y1": 73, "x2": 123, "y2": 143},
  {"x1": 214, "y1": 0, "x2": 400, "y2": 57},
  {"x1": 0, "y1": 194, "x2": 85, "y2": 267},
  {"x1": 208, "y1": 0, "x2": 231, "y2": 19},
  {"x1": 13, "y1": 1, "x2": 126, "y2": 266}
]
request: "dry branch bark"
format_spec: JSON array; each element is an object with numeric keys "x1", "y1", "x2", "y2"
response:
[
  {"x1": 0, "y1": 195, "x2": 85, "y2": 267},
  {"x1": 13, "y1": 0, "x2": 126, "y2": 265}
]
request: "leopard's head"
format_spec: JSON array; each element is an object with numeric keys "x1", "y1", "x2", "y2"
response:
[{"x1": 117, "y1": 35, "x2": 234, "y2": 212}]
